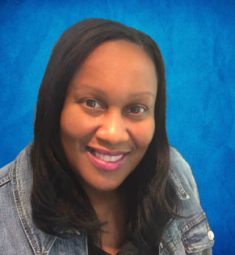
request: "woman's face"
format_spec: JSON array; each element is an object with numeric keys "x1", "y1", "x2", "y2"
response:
[{"x1": 60, "y1": 40, "x2": 157, "y2": 195}]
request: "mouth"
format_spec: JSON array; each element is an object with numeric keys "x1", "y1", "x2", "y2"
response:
[{"x1": 86, "y1": 146, "x2": 129, "y2": 171}]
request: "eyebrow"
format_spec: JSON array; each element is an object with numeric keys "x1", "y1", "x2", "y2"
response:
[
  {"x1": 72, "y1": 84, "x2": 156, "y2": 99},
  {"x1": 128, "y1": 91, "x2": 156, "y2": 99}
]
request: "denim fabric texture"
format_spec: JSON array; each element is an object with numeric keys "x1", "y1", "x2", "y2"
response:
[{"x1": 0, "y1": 145, "x2": 214, "y2": 255}]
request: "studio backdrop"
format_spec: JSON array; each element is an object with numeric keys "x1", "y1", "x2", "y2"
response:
[{"x1": 0, "y1": 1, "x2": 234, "y2": 254}]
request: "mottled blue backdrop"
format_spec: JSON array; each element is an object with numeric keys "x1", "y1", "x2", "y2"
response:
[{"x1": 0, "y1": 0, "x2": 234, "y2": 254}]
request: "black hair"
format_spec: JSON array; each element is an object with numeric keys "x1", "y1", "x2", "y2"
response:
[{"x1": 31, "y1": 18, "x2": 177, "y2": 254}]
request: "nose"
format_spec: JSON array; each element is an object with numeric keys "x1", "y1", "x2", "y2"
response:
[{"x1": 96, "y1": 110, "x2": 130, "y2": 145}]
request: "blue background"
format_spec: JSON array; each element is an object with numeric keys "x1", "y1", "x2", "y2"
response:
[{"x1": 0, "y1": 0, "x2": 234, "y2": 254}]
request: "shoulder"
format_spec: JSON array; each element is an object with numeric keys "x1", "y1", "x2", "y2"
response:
[
  {"x1": 160, "y1": 147, "x2": 214, "y2": 254},
  {"x1": 0, "y1": 145, "x2": 31, "y2": 187},
  {"x1": 0, "y1": 145, "x2": 32, "y2": 209},
  {"x1": 169, "y1": 146, "x2": 200, "y2": 203},
  {"x1": 169, "y1": 147, "x2": 195, "y2": 185},
  {"x1": 0, "y1": 160, "x2": 14, "y2": 188},
  {"x1": 0, "y1": 146, "x2": 35, "y2": 254}
]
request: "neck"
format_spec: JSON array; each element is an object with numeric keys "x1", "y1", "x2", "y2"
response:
[{"x1": 86, "y1": 189, "x2": 127, "y2": 254}]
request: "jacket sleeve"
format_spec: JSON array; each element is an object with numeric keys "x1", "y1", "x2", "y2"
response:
[
  {"x1": 189, "y1": 247, "x2": 212, "y2": 255},
  {"x1": 168, "y1": 147, "x2": 214, "y2": 255},
  {"x1": 202, "y1": 248, "x2": 212, "y2": 255}
]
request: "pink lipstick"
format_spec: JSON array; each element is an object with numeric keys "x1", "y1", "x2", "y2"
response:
[{"x1": 86, "y1": 147, "x2": 128, "y2": 171}]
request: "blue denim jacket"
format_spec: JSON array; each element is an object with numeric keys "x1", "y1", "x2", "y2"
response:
[{"x1": 0, "y1": 145, "x2": 214, "y2": 254}]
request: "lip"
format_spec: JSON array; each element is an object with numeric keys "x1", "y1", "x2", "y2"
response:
[{"x1": 86, "y1": 146, "x2": 129, "y2": 171}]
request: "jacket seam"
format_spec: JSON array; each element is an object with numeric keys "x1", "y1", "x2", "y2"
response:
[
  {"x1": 0, "y1": 174, "x2": 10, "y2": 187},
  {"x1": 12, "y1": 152, "x2": 41, "y2": 255},
  {"x1": 181, "y1": 212, "x2": 206, "y2": 234}
]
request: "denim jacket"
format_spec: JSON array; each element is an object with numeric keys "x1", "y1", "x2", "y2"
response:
[{"x1": 0, "y1": 145, "x2": 214, "y2": 254}]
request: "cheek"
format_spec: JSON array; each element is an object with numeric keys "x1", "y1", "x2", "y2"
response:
[
  {"x1": 132, "y1": 118, "x2": 155, "y2": 149},
  {"x1": 60, "y1": 107, "x2": 96, "y2": 141}
]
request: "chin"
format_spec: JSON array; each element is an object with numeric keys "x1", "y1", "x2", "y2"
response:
[
  {"x1": 96, "y1": 184, "x2": 121, "y2": 192},
  {"x1": 84, "y1": 180, "x2": 124, "y2": 194}
]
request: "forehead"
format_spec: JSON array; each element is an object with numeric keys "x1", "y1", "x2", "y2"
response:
[
  {"x1": 80, "y1": 39, "x2": 155, "y2": 71},
  {"x1": 68, "y1": 40, "x2": 158, "y2": 98}
]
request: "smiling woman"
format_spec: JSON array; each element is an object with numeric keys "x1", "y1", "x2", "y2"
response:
[
  {"x1": 60, "y1": 40, "x2": 157, "y2": 194},
  {"x1": 0, "y1": 18, "x2": 214, "y2": 255}
]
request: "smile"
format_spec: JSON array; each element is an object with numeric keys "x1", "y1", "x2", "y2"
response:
[
  {"x1": 86, "y1": 146, "x2": 129, "y2": 171},
  {"x1": 92, "y1": 151, "x2": 123, "y2": 162}
]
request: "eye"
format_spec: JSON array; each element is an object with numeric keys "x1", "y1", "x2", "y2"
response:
[
  {"x1": 81, "y1": 98, "x2": 102, "y2": 109},
  {"x1": 126, "y1": 104, "x2": 148, "y2": 115},
  {"x1": 78, "y1": 97, "x2": 107, "y2": 115}
]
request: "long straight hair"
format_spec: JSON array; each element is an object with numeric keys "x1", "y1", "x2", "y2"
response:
[{"x1": 31, "y1": 18, "x2": 177, "y2": 254}]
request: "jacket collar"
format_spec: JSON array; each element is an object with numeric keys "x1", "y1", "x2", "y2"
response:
[{"x1": 11, "y1": 145, "x2": 56, "y2": 255}]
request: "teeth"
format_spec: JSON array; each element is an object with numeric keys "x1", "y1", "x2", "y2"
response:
[{"x1": 94, "y1": 151, "x2": 123, "y2": 162}]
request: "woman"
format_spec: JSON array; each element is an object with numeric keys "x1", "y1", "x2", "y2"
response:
[{"x1": 0, "y1": 18, "x2": 214, "y2": 254}]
